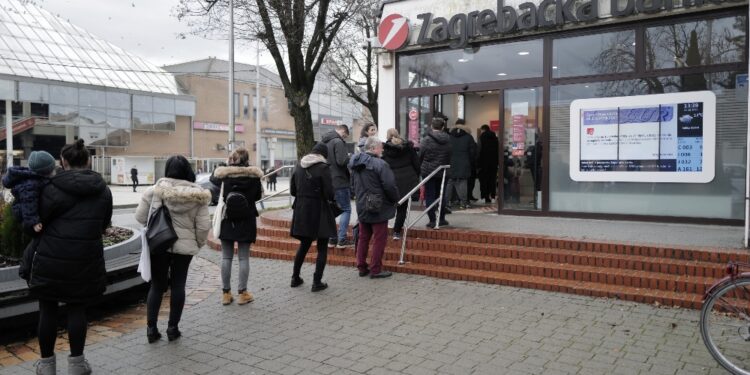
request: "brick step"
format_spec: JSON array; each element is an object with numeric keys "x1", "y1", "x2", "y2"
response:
[
  {"x1": 234, "y1": 244, "x2": 702, "y2": 309},
  {"x1": 258, "y1": 216, "x2": 748, "y2": 264},
  {"x1": 256, "y1": 226, "x2": 726, "y2": 278},
  {"x1": 250, "y1": 236, "x2": 714, "y2": 295}
]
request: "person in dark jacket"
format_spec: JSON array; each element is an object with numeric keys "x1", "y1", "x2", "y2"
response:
[
  {"x1": 382, "y1": 128, "x2": 419, "y2": 240},
  {"x1": 321, "y1": 124, "x2": 353, "y2": 248},
  {"x1": 1, "y1": 150, "x2": 56, "y2": 235},
  {"x1": 210, "y1": 148, "x2": 263, "y2": 306},
  {"x1": 349, "y1": 136, "x2": 399, "y2": 279},
  {"x1": 477, "y1": 124, "x2": 499, "y2": 203},
  {"x1": 419, "y1": 118, "x2": 452, "y2": 227},
  {"x1": 447, "y1": 119, "x2": 477, "y2": 209},
  {"x1": 289, "y1": 143, "x2": 337, "y2": 292},
  {"x1": 30, "y1": 139, "x2": 112, "y2": 375},
  {"x1": 131, "y1": 166, "x2": 139, "y2": 192}
]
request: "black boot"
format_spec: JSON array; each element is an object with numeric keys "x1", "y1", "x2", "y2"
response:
[
  {"x1": 166, "y1": 326, "x2": 181, "y2": 341},
  {"x1": 147, "y1": 326, "x2": 161, "y2": 343},
  {"x1": 311, "y1": 273, "x2": 327, "y2": 292},
  {"x1": 291, "y1": 276, "x2": 304, "y2": 288}
]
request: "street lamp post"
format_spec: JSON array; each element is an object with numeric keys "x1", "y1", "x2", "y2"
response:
[
  {"x1": 255, "y1": 39, "x2": 261, "y2": 168},
  {"x1": 4, "y1": 100, "x2": 11, "y2": 171},
  {"x1": 228, "y1": 0, "x2": 235, "y2": 152}
]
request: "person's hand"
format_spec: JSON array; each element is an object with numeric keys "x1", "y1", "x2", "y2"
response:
[{"x1": 33, "y1": 223, "x2": 43, "y2": 232}]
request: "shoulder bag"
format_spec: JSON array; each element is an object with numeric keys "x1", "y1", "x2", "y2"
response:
[
  {"x1": 145, "y1": 195, "x2": 178, "y2": 255},
  {"x1": 212, "y1": 182, "x2": 226, "y2": 238}
]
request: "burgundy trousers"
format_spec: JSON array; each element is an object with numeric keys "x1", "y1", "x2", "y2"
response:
[{"x1": 356, "y1": 221, "x2": 388, "y2": 275}]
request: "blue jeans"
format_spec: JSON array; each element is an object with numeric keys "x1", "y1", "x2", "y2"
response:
[
  {"x1": 334, "y1": 188, "x2": 352, "y2": 242},
  {"x1": 424, "y1": 177, "x2": 446, "y2": 224}
]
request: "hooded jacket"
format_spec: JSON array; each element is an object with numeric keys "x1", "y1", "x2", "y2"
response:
[
  {"x1": 449, "y1": 125, "x2": 478, "y2": 179},
  {"x1": 209, "y1": 166, "x2": 263, "y2": 243},
  {"x1": 30, "y1": 169, "x2": 112, "y2": 303},
  {"x1": 321, "y1": 130, "x2": 350, "y2": 189},
  {"x1": 2, "y1": 166, "x2": 48, "y2": 233},
  {"x1": 135, "y1": 178, "x2": 211, "y2": 255},
  {"x1": 290, "y1": 154, "x2": 337, "y2": 239},
  {"x1": 382, "y1": 139, "x2": 420, "y2": 202},
  {"x1": 478, "y1": 129, "x2": 500, "y2": 174},
  {"x1": 349, "y1": 152, "x2": 399, "y2": 224},
  {"x1": 419, "y1": 130, "x2": 452, "y2": 177}
]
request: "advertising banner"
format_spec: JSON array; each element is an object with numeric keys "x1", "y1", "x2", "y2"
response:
[
  {"x1": 193, "y1": 122, "x2": 245, "y2": 133},
  {"x1": 570, "y1": 91, "x2": 716, "y2": 183}
]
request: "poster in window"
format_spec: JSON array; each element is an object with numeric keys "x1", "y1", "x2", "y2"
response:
[{"x1": 569, "y1": 91, "x2": 715, "y2": 183}]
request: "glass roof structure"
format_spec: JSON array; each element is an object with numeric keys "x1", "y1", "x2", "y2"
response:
[{"x1": 0, "y1": 0, "x2": 180, "y2": 95}]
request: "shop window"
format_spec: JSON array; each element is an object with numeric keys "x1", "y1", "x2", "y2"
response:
[
  {"x1": 645, "y1": 15, "x2": 747, "y2": 70},
  {"x1": 234, "y1": 92, "x2": 240, "y2": 118},
  {"x1": 553, "y1": 30, "x2": 636, "y2": 78},
  {"x1": 399, "y1": 39, "x2": 543, "y2": 88},
  {"x1": 548, "y1": 71, "x2": 747, "y2": 220}
]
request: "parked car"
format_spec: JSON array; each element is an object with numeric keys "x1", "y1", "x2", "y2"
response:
[{"x1": 196, "y1": 172, "x2": 220, "y2": 206}]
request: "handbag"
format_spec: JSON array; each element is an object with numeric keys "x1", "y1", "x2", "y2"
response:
[
  {"x1": 137, "y1": 231, "x2": 151, "y2": 282},
  {"x1": 328, "y1": 200, "x2": 344, "y2": 217},
  {"x1": 18, "y1": 238, "x2": 40, "y2": 281},
  {"x1": 212, "y1": 182, "x2": 226, "y2": 238},
  {"x1": 145, "y1": 198, "x2": 178, "y2": 255}
]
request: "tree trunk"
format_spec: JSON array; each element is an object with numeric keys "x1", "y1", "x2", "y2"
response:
[
  {"x1": 369, "y1": 103, "x2": 378, "y2": 125},
  {"x1": 291, "y1": 100, "x2": 316, "y2": 160}
]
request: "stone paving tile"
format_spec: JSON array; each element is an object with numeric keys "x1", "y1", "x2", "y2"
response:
[{"x1": 0, "y1": 248, "x2": 733, "y2": 374}]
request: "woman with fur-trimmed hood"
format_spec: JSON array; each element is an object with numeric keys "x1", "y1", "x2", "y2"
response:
[
  {"x1": 209, "y1": 148, "x2": 263, "y2": 307},
  {"x1": 135, "y1": 155, "x2": 211, "y2": 344},
  {"x1": 289, "y1": 143, "x2": 337, "y2": 292}
]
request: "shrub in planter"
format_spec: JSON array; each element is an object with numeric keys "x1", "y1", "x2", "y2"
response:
[{"x1": 0, "y1": 200, "x2": 31, "y2": 260}]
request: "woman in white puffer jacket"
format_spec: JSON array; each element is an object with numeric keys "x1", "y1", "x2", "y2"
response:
[{"x1": 135, "y1": 155, "x2": 211, "y2": 343}]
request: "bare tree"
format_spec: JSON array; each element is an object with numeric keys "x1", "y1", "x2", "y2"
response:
[
  {"x1": 175, "y1": 0, "x2": 366, "y2": 158},
  {"x1": 325, "y1": 1, "x2": 379, "y2": 124}
]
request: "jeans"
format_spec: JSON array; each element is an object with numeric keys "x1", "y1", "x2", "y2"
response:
[
  {"x1": 221, "y1": 240, "x2": 250, "y2": 292},
  {"x1": 147, "y1": 253, "x2": 192, "y2": 328},
  {"x1": 393, "y1": 202, "x2": 409, "y2": 233},
  {"x1": 334, "y1": 188, "x2": 351, "y2": 242},
  {"x1": 293, "y1": 237, "x2": 328, "y2": 283},
  {"x1": 356, "y1": 221, "x2": 388, "y2": 275},
  {"x1": 424, "y1": 178, "x2": 447, "y2": 224},
  {"x1": 446, "y1": 178, "x2": 468, "y2": 205},
  {"x1": 38, "y1": 300, "x2": 87, "y2": 358}
]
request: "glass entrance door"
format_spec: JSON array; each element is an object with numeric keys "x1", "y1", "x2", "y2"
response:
[
  {"x1": 400, "y1": 96, "x2": 431, "y2": 147},
  {"x1": 501, "y1": 87, "x2": 543, "y2": 211}
]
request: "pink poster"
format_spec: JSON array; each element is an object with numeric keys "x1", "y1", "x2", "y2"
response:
[
  {"x1": 409, "y1": 120, "x2": 420, "y2": 147},
  {"x1": 512, "y1": 115, "x2": 526, "y2": 156}
]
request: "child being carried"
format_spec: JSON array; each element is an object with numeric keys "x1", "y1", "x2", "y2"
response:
[{"x1": 1, "y1": 151, "x2": 57, "y2": 234}]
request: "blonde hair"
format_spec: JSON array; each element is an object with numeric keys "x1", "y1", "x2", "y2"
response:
[
  {"x1": 387, "y1": 128, "x2": 404, "y2": 145},
  {"x1": 228, "y1": 148, "x2": 250, "y2": 166}
]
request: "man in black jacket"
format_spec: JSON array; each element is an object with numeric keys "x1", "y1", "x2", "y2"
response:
[
  {"x1": 420, "y1": 118, "x2": 452, "y2": 227},
  {"x1": 478, "y1": 124, "x2": 499, "y2": 203},
  {"x1": 321, "y1": 124, "x2": 354, "y2": 248},
  {"x1": 130, "y1": 166, "x2": 139, "y2": 192}
]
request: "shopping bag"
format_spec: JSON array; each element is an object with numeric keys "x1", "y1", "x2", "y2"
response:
[
  {"x1": 212, "y1": 182, "x2": 226, "y2": 238},
  {"x1": 137, "y1": 230, "x2": 151, "y2": 282}
]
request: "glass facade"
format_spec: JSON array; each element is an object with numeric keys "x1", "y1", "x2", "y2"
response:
[{"x1": 396, "y1": 11, "x2": 748, "y2": 221}]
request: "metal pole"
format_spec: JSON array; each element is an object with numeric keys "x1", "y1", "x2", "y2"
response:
[
  {"x1": 5, "y1": 100, "x2": 11, "y2": 170},
  {"x1": 399, "y1": 198, "x2": 412, "y2": 265},
  {"x1": 745, "y1": 4, "x2": 750, "y2": 248},
  {"x1": 255, "y1": 40, "x2": 262, "y2": 167},
  {"x1": 434, "y1": 169, "x2": 447, "y2": 229},
  {"x1": 228, "y1": 0, "x2": 235, "y2": 152}
]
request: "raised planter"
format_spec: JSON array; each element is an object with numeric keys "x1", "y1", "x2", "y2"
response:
[{"x1": 0, "y1": 227, "x2": 146, "y2": 320}]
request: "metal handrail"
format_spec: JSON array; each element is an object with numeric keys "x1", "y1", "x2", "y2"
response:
[
  {"x1": 256, "y1": 165, "x2": 294, "y2": 208},
  {"x1": 262, "y1": 165, "x2": 293, "y2": 180},
  {"x1": 398, "y1": 165, "x2": 450, "y2": 265}
]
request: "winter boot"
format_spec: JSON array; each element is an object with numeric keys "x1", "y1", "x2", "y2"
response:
[
  {"x1": 68, "y1": 354, "x2": 92, "y2": 375},
  {"x1": 34, "y1": 355, "x2": 55, "y2": 375}
]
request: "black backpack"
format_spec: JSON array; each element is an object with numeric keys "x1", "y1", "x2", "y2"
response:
[{"x1": 224, "y1": 191, "x2": 251, "y2": 220}]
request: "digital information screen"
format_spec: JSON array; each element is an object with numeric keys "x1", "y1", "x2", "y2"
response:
[{"x1": 569, "y1": 91, "x2": 716, "y2": 183}]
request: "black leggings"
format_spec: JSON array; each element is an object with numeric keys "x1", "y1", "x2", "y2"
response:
[
  {"x1": 393, "y1": 203, "x2": 409, "y2": 233},
  {"x1": 147, "y1": 253, "x2": 192, "y2": 328},
  {"x1": 38, "y1": 300, "x2": 87, "y2": 358},
  {"x1": 293, "y1": 238, "x2": 328, "y2": 283}
]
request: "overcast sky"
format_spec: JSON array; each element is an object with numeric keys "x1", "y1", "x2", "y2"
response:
[{"x1": 38, "y1": 0, "x2": 277, "y2": 70}]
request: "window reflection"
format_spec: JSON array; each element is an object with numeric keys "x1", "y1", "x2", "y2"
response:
[
  {"x1": 399, "y1": 40, "x2": 543, "y2": 88},
  {"x1": 646, "y1": 16, "x2": 747, "y2": 70},
  {"x1": 553, "y1": 31, "x2": 635, "y2": 78}
]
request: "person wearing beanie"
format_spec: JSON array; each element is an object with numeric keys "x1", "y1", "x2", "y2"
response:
[
  {"x1": 289, "y1": 143, "x2": 337, "y2": 292},
  {"x1": 1, "y1": 150, "x2": 57, "y2": 235}
]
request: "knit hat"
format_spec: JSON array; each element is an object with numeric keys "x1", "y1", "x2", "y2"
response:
[
  {"x1": 28, "y1": 151, "x2": 55, "y2": 175},
  {"x1": 311, "y1": 143, "x2": 328, "y2": 159}
]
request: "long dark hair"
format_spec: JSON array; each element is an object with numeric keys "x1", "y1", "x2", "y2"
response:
[
  {"x1": 164, "y1": 155, "x2": 196, "y2": 182},
  {"x1": 60, "y1": 139, "x2": 89, "y2": 168},
  {"x1": 360, "y1": 123, "x2": 377, "y2": 138}
]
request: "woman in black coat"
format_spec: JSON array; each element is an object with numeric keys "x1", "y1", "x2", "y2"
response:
[
  {"x1": 289, "y1": 143, "x2": 337, "y2": 292},
  {"x1": 30, "y1": 139, "x2": 113, "y2": 374},
  {"x1": 210, "y1": 148, "x2": 263, "y2": 306},
  {"x1": 382, "y1": 128, "x2": 420, "y2": 239}
]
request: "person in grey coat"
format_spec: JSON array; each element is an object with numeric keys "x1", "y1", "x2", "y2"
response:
[
  {"x1": 447, "y1": 119, "x2": 477, "y2": 209},
  {"x1": 349, "y1": 136, "x2": 399, "y2": 279},
  {"x1": 289, "y1": 143, "x2": 337, "y2": 292},
  {"x1": 321, "y1": 124, "x2": 353, "y2": 248}
]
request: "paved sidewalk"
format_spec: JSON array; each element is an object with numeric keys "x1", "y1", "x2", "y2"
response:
[{"x1": 0, "y1": 248, "x2": 726, "y2": 375}]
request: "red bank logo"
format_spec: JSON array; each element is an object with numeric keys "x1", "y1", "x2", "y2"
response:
[
  {"x1": 586, "y1": 128, "x2": 595, "y2": 135},
  {"x1": 378, "y1": 14, "x2": 410, "y2": 51}
]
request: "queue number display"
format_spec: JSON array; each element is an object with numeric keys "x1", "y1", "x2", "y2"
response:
[{"x1": 569, "y1": 91, "x2": 716, "y2": 183}]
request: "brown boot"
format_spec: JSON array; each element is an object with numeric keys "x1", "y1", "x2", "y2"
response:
[
  {"x1": 237, "y1": 290, "x2": 254, "y2": 305},
  {"x1": 221, "y1": 291, "x2": 233, "y2": 305}
]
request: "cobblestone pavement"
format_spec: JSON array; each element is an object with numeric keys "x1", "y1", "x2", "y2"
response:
[{"x1": 0, "y1": 249, "x2": 728, "y2": 375}]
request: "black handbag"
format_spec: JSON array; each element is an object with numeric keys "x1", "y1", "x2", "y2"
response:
[
  {"x1": 18, "y1": 238, "x2": 40, "y2": 281},
  {"x1": 146, "y1": 201, "x2": 178, "y2": 255},
  {"x1": 328, "y1": 200, "x2": 344, "y2": 217}
]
